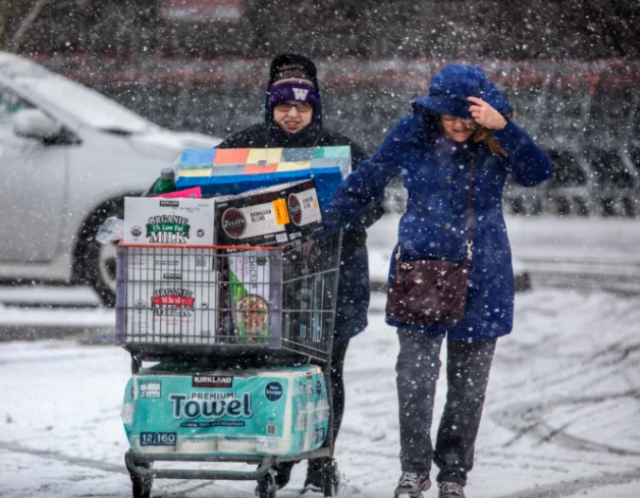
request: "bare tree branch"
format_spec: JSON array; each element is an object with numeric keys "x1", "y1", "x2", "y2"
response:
[
  {"x1": 0, "y1": 0, "x2": 10, "y2": 51},
  {"x1": 8, "y1": 0, "x2": 50, "y2": 52}
]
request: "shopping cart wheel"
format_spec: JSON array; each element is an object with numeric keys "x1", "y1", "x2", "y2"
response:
[
  {"x1": 256, "y1": 470, "x2": 277, "y2": 498},
  {"x1": 130, "y1": 465, "x2": 153, "y2": 498},
  {"x1": 322, "y1": 459, "x2": 339, "y2": 497}
]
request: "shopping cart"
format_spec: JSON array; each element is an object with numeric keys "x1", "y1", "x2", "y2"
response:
[{"x1": 116, "y1": 233, "x2": 342, "y2": 498}]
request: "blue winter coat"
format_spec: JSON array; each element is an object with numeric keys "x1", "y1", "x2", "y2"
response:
[{"x1": 321, "y1": 65, "x2": 554, "y2": 341}]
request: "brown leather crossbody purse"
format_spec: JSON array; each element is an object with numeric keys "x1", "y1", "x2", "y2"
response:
[{"x1": 385, "y1": 154, "x2": 475, "y2": 325}]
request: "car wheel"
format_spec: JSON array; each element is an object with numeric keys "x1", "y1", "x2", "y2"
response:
[
  {"x1": 92, "y1": 239, "x2": 118, "y2": 306},
  {"x1": 75, "y1": 199, "x2": 124, "y2": 307}
]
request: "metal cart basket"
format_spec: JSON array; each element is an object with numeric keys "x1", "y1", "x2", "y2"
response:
[{"x1": 116, "y1": 233, "x2": 342, "y2": 498}]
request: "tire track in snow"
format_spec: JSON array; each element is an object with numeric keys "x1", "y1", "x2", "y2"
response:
[
  {"x1": 0, "y1": 440, "x2": 255, "y2": 497},
  {"x1": 0, "y1": 440, "x2": 127, "y2": 474},
  {"x1": 494, "y1": 470, "x2": 640, "y2": 498},
  {"x1": 492, "y1": 390, "x2": 640, "y2": 457}
]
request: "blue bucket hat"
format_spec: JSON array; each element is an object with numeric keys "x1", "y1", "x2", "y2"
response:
[{"x1": 415, "y1": 65, "x2": 513, "y2": 119}]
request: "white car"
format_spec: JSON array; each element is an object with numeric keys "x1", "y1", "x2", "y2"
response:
[{"x1": 0, "y1": 52, "x2": 220, "y2": 305}]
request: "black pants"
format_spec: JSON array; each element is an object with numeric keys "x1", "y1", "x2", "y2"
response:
[
  {"x1": 396, "y1": 330, "x2": 496, "y2": 486},
  {"x1": 327, "y1": 339, "x2": 350, "y2": 444}
]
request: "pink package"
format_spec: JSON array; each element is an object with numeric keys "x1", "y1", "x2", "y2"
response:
[{"x1": 157, "y1": 187, "x2": 202, "y2": 199}]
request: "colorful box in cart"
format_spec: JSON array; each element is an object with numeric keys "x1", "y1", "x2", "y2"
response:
[
  {"x1": 175, "y1": 146, "x2": 351, "y2": 207},
  {"x1": 123, "y1": 197, "x2": 215, "y2": 246},
  {"x1": 215, "y1": 179, "x2": 323, "y2": 247},
  {"x1": 224, "y1": 249, "x2": 272, "y2": 343},
  {"x1": 120, "y1": 248, "x2": 218, "y2": 345},
  {"x1": 219, "y1": 240, "x2": 328, "y2": 346},
  {"x1": 121, "y1": 365, "x2": 329, "y2": 457}
]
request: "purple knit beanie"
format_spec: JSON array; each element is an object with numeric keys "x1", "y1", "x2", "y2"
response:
[{"x1": 268, "y1": 65, "x2": 317, "y2": 109}]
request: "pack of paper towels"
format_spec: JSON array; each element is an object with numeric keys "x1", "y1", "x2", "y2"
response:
[{"x1": 121, "y1": 365, "x2": 329, "y2": 456}]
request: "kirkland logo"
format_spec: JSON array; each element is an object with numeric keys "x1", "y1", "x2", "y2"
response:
[
  {"x1": 192, "y1": 375, "x2": 234, "y2": 388},
  {"x1": 160, "y1": 200, "x2": 179, "y2": 207}
]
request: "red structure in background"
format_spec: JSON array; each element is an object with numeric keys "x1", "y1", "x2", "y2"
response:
[
  {"x1": 30, "y1": 54, "x2": 640, "y2": 93},
  {"x1": 160, "y1": 0, "x2": 244, "y2": 22},
  {"x1": 31, "y1": 53, "x2": 640, "y2": 217}
]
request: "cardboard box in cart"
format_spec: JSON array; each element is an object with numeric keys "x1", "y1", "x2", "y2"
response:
[
  {"x1": 224, "y1": 249, "x2": 272, "y2": 343},
  {"x1": 215, "y1": 179, "x2": 323, "y2": 247},
  {"x1": 123, "y1": 197, "x2": 215, "y2": 246},
  {"x1": 219, "y1": 236, "x2": 331, "y2": 346},
  {"x1": 121, "y1": 248, "x2": 218, "y2": 345}
]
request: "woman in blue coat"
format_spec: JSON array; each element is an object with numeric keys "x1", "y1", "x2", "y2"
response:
[{"x1": 320, "y1": 65, "x2": 553, "y2": 498}]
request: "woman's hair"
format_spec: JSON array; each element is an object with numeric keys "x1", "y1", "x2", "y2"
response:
[{"x1": 472, "y1": 125, "x2": 507, "y2": 156}]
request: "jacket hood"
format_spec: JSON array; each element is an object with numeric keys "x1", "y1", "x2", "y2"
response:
[
  {"x1": 413, "y1": 65, "x2": 513, "y2": 120},
  {"x1": 264, "y1": 53, "x2": 323, "y2": 146}
]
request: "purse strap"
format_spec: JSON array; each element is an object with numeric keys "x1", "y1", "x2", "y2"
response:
[
  {"x1": 396, "y1": 151, "x2": 475, "y2": 262},
  {"x1": 464, "y1": 152, "x2": 475, "y2": 261}
]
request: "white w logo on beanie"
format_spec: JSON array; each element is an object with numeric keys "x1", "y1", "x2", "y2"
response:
[{"x1": 293, "y1": 88, "x2": 310, "y2": 100}]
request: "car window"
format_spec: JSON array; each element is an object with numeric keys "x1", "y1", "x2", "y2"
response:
[
  {"x1": 0, "y1": 86, "x2": 37, "y2": 144},
  {"x1": 0, "y1": 86, "x2": 34, "y2": 127}
]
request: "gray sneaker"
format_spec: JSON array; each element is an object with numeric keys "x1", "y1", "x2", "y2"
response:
[
  {"x1": 393, "y1": 472, "x2": 431, "y2": 498},
  {"x1": 438, "y1": 481, "x2": 466, "y2": 498}
]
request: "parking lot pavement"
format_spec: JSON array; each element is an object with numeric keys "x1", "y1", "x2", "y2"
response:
[
  {"x1": 0, "y1": 285, "x2": 114, "y2": 342},
  {"x1": 367, "y1": 214, "x2": 640, "y2": 293}
]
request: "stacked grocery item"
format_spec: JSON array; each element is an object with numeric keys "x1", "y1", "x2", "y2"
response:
[
  {"x1": 123, "y1": 179, "x2": 322, "y2": 248},
  {"x1": 215, "y1": 178, "x2": 323, "y2": 246},
  {"x1": 117, "y1": 146, "x2": 344, "y2": 458},
  {"x1": 174, "y1": 145, "x2": 351, "y2": 207},
  {"x1": 121, "y1": 365, "x2": 329, "y2": 457},
  {"x1": 118, "y1": 178, "x2": 324, "y2": 347}
]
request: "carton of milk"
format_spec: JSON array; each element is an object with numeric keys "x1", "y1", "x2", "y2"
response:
[
  {"x1": 123, "y1": 197, "x2": 215, "y2": 246},
  {"x1": 122, "y1": 247, "x2": 218, "y2": 345}
]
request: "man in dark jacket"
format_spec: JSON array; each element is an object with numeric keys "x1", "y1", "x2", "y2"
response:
[{"x1": 217, "y1": 53, "x2": 384, "y2": 492}]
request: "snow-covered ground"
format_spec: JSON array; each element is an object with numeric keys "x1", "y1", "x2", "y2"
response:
[
  {"x1": 1, "y1": 214, "x2": 639, "y2": 497},
  {"x1": 367, "y1": 214, "x2": 640, "y2": 292},
  {"x1": 1, "y1": 285, "x2": 639, "y2": 498}
]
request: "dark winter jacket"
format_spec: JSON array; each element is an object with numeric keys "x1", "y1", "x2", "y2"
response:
[
  {"x1": 321, "y1": 65, "x2": 554, "y2": 341},
  {"x1": 218, "y1": 54, "x2": 384, "y2": 342}
]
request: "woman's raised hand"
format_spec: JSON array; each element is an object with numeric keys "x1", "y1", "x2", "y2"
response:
[{"x1": 467, "y1": 96, "x2": 507, "y2": 130}]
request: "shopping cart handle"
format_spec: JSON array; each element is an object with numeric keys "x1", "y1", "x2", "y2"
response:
[{"x1": 125, "y1": 450, "x2": 275, "y2": 481}]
